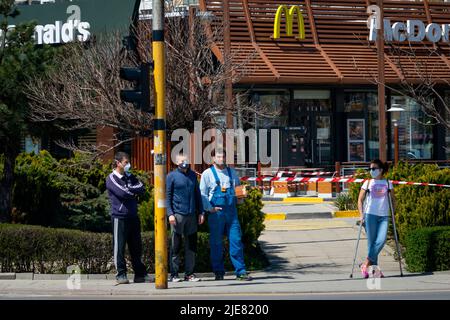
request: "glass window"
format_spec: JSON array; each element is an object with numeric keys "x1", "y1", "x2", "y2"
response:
[
  {"x1": 293, "y1": 90, "x2": 331, "y2": 112},
  {"x1": 344, "y1": 92, "x2": 379, "y2": 160},
  {"x1": 24, "y1": 135, "x2": 40, "y2": 154},
  {"x1": 390, "y1": 96, "x2": 434, "y2": 160}
]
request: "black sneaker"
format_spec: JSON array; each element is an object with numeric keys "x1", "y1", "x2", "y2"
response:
[
  {"x1": 116, "y1": 275, "x2": 130, "y2": 285},
  {"x1": 236, "y1": 273, "x2": 252, "y2": 281},
  {"x1": 215, "y1": 273, "x2": 224, "y2": 281}
]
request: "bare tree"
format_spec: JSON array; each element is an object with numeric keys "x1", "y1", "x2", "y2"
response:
[
  {"x1": 136, "y1": 8, "x2": 278, "y2": 132},
  {"x1": 26, "y1": 32, "x2": 152, "y2": 158},
  {"x1": 353, "y1": 40, "x2": 450, "y2": 131},
  {"x1": 26, "y1": 8, "x2": 278, "y2": 160}
]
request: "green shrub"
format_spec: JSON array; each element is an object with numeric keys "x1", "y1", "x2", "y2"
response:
[
  {"x1": 334, "y1": 192, "x2": 357, "y2": 211},
  {"x1": 389, "y1": 162, "x2": 450, "y2": 243},
  {"x1": 11, "y1": 151, "x2": 152, "y2": 232},
  {"x1": 404, "y1": 226, "x2": 450, "y2": 272},
  {"x1": 0, "y1": 223, "x2": 268, "y2": 274},
  {"x1": 237, "y1": 187, "x2": 266, "y2": 246},
  {"x1": 138, "y1": 188, "x2": 154, "y2": 232}
]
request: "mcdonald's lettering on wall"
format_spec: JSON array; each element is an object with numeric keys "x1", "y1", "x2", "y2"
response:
[{"x1": 273, "y1": 5, "x2": 306, "y2": 40}]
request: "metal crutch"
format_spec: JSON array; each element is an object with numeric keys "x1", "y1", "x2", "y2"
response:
[
  {"x1": 387, "y1": 186, "x2": 404, "y2": 277},
  {"x1": 349, "y1": 218, "x2": 364, "y2": 278}
]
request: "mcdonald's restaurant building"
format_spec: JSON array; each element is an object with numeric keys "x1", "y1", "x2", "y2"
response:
[{"x1": 201, "y1": 0, "x2": 450, "y2": 171}]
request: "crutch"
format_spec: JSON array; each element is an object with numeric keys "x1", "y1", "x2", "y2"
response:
[
  {"x1": 387, "y1": 186, "x2": 404, "y2": 277},
  {"x1": 349, "y1": 219, "x2": 364, "y2": 278}
]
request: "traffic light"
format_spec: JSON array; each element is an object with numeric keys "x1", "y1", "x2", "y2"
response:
[{"x1": 119, "y1": 62, "x2": 153, "y2": 113}]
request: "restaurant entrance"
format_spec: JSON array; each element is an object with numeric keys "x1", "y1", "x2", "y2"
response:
[{"x1": 280, "y1": 90, "x2": 333, "y2": 167}]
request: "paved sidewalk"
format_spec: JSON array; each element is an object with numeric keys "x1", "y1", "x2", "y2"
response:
[{"x1": 262, "y1": 203, "x2": 336, "y2": 219}]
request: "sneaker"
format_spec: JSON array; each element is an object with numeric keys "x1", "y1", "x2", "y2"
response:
[
  {"x1": 360, "y1": 264, "x2": 369, "y2": 279},
  {"x1": 169, "y1": 274, "x2": 182, "y2": 282},
  {"x1": 372, "y1": 266, "x2": 385, "y2": 278},
  {"x1": 134, "y1": 274, "x2": 154, "y2": 283},
  {"x1": 236, "y1": 273, "x2": 253, "y2": 281},
  {"x1": 215, "y1": 273, "x2": 224, "y2": 281},
  {"x1": 116, "y1": 275, "x2": 130, "y2": 285},
  {"x1": 184, "y1": 274, "x2": 201, "y2": 282}
]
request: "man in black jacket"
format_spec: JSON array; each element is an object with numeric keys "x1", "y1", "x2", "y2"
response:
[{"x1": 106, "y1": 151, "x2": 152, "y2": 284}]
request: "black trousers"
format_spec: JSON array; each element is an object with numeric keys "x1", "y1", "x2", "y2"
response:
[{"x1": 111, "y1": 216, "x2": 147, "y2": 278}]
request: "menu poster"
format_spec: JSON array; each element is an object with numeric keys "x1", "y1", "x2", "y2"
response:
[{"x1": 347, "y1": 119, "x2": 365, "y2": 162}]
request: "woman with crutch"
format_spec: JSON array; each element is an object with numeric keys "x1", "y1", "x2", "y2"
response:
[{"x1": 357, "y1": 159, "x2": 395, "y2": 278}]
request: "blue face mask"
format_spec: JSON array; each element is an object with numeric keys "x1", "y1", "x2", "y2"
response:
[
  {"x1": 370, "y1": 169, "x2": 381, "y2": 178},
  {"x1": 124, "y1": 163, "x2": 131, "y2": 172}
]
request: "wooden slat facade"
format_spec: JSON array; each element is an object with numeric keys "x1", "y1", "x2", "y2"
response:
[{"x1": 201, "y1": 0, "x2": 450, "y2": 84}]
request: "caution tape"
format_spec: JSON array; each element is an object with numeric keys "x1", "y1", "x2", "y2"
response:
[
  {"x1": 191, "y1": 169, "x2": 450, "y2": 188},
  {"x1": 243, "y1": 178, "x2": 450, "y2": 189}
]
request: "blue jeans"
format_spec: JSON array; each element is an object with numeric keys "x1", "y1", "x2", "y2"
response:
[
  {"x1": 365, "y1": 214, "x2": 389, "y2": 265},
  {"x1": 208, "y1": 205, "x2": 246, "y2": 276}
]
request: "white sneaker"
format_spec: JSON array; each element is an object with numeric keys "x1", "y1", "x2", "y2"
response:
[{"x1": 170, "y1": 275, "x2": 182, "y2": 282}]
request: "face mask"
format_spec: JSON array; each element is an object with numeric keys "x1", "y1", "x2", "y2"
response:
[
  {"x1": 178, "y1": 161, "x2": 189, "y2": 170},
  {"x1": 124, "y1": 163, "x2": 131, "y2": 172},
  {"x1": 370, "y1": 169, "x2": 381, "y2": 178}
]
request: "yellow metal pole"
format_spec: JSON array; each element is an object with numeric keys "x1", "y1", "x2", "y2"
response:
[{"x1": 152, "y1": 0, "x2": 168, "y2": 289}]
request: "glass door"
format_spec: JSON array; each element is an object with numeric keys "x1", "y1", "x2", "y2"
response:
[
  {"x1": 315, "y1": 115, "x2": 331, "y2": 165},
  {"x1": 290, "y1": 90, "x2": 333, "y2": 167}
]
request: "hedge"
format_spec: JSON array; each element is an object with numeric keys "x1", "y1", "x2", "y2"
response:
[
  {"x1": 0, "y1": 223, "x2": 268, "y2": 274},
  {"x1": 404, "y1": 226, "x2": 450, "y2": 272}
]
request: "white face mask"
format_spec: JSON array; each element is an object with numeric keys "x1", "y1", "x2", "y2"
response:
[
  {"x1": 370, "y1": 169, "x2": 381, "y2": 179},
  {"x1": 124, "y1": 163, "x2": 131, "y2": 172}
]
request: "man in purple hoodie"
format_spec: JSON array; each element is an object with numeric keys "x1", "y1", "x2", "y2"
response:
[{"x1": 106, "y1": 151, "x2": 152, "y2": 284}]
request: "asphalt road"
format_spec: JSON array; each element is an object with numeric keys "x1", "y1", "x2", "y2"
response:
[{"x1": 1, "y1": 290, "x2": 450, "y2": 300}]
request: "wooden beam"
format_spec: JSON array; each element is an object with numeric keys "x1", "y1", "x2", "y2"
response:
[
  {"x1": 199, "y1": 0, "x2": 224, "y2": 63},
  {"x1": 304, "y1": 0, "x2": 319, "y2": 45},
  {"x1": 305, "y1": 0, "x2": 343, "y2": 80},
  {"x1": 384, "y1": 53, "x2": 405, "y2": 81},
  {"x1": 318, "y1": 46, "x2": 343, "y2": 81},
  {"x1": 377, "y1": 0, "x2": 387, "y2": 162},
  {"x1": 252, "y1": 42, "x2": 280, "y2": 78},
  {"x1": 241, "y1": 0, "x2": 255, "y2": 43},
  {"x1": 223, "y1": 0, "x2": 233, "y2": 130}
]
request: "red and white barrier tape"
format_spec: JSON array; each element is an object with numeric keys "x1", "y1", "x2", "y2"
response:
[
  {"x1": 240, "y1": 174, "x2": 355, "y2": 182},
  {"x1": 244, "y1": 177, "x2": 450, "y2": 189},
  {"x1": 192, "y1": 169, "x2": 450, "y2": 188}
]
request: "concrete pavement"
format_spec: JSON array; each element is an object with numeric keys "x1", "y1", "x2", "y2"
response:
[{"x1": 262, "y1": 203, "x2": 337, "y2": 219}]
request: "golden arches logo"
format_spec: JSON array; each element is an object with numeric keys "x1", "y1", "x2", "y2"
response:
[{"x1": 273, "y1": 5, "x2": 306, "y2": 40}]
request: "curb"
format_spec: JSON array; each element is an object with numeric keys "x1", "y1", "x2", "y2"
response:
[
  {"x1": 0, "y1": 271, "x2": 246, "y2": 281},
  {"x1": 332, "y1": 210, "x2": 360, "y2": 218}
]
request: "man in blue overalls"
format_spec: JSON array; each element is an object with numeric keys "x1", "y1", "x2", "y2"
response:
[{"x1": 199, "y1": 148, "x2": 252, "y2": 281}]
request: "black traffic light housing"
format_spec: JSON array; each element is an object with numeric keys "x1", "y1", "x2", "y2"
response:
[{"x1": 119, "y1": 62, "x2": 153, "y2": 113}]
